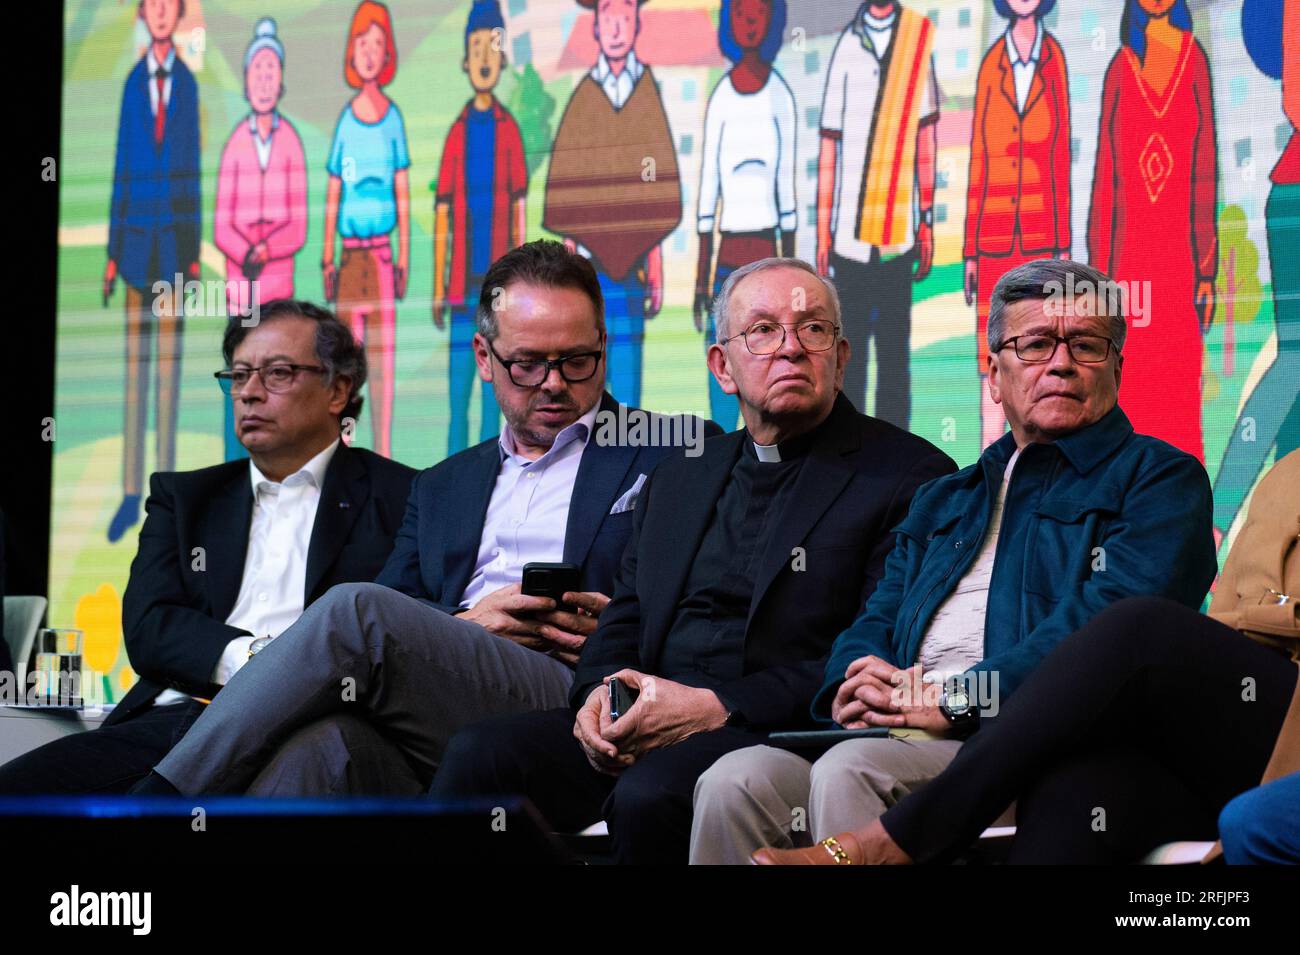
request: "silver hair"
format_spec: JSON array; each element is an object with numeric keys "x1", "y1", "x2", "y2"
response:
[
  {"x1": 711, "y1": 257, "x2": 842, "y2": 344},
  {"x1": 987, "y1": 258, "x2": 1129, "y2": 355}
]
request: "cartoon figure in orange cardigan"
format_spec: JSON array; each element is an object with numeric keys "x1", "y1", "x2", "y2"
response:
[{"x1": 964, "y1": 0, "x2": 1071, "y2": 448}]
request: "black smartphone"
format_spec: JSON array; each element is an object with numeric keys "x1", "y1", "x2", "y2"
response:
[
  {"x1": 608, "y1": 677, "x2": 639, "y2": 721},
  {"x1": 521, "y1": 562, "x2": 581, "y2": 609}
]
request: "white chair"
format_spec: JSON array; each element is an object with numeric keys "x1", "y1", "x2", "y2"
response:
[
  {"x1": 3, "y1": 595, "x2": 48, "y2": 685},
  {"x1": 1141, "y1": 841, "x2": 1217, "y2": 865}
]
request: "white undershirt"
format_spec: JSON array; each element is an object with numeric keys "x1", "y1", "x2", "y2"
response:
[
  {"x1": 152, "y1": 439, "x2": 339, "y2": 705},
  {"x1": 916, "y1": 448, "x2": 1021, "y2": 683}
]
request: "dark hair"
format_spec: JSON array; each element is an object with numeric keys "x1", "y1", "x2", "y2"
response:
[
  {"x1": 138, "y1": 0, "x2": 187, "y2": 22},
  {"x1": 476, "y1": 240, "x2": 605, "y2": 340},
  {"x1": 987, "y1": 259, "x2": 1129, "y2": 354},
  {"x1": 222, "y1": 299, "x2": 367, "y2": 424},
  {"x1": 718, "y1": 0, "x2": 787, "y2": 66},
  {"x1": 993, "y1": 0, "x2": 1057, "y2": 20},
  {"x1": 1121, "y1": 0, "x2": 1192, "y2": 62}
]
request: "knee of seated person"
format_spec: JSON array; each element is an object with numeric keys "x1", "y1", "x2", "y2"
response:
[
  {"x1": 607, "y1": 763, "x2": 669, "y2": 826},
  {"x1": 693, "y1": 746, "x2": 779, "y2": 807},
  {"x1": 809, "y1": 738, "x2": 897, "y2": 790},
  {"x1": 1070, "y1": 595, "x2": 1185, "y2": 654}
]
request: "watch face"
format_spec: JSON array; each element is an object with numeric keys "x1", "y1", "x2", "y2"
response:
[{"x1": 944, "y1": 681, "x2": 971, "y2": 714}]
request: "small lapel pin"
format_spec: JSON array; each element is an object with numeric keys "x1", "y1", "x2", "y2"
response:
[{"x1": 339, "y1": 501, "x2": 350, "y2": 508}]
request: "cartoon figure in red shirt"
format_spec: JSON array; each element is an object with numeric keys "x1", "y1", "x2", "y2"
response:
[
  {"x1": 432, "y1": 0, "x2": 527, "y2": 454},
  {"x1": 1088, "y1": 0, "x2": 1218, "y2": 462}
]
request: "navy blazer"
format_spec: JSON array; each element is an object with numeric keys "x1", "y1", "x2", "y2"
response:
[
  {"x1": 570, "y1": 393, "x2": 958, "y2": 727},
  {"x1": 375, "y1": 392, "x2": 719, "y2": 613},
  {"x1": 108, "y1": 54, "x2": 201, "y2": 288},
  {"x1": 113, "y1": 444, "x2": 415, "y2": 725}
]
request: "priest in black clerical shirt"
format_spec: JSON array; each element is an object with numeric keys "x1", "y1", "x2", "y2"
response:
[{"x1": 432, "y1": 257, "x2": 956, "y2": 864}]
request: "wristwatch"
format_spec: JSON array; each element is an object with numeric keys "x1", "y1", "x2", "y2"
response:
[
  {"x1": 920, "y1": 207, "x2": 934, "y2": 227},
  {"x1": 939, "y1": 677, "x2": 978, "y2": 736},
  {"x1": 247, "y1": 636, "x2": 272, "y2": 661}
]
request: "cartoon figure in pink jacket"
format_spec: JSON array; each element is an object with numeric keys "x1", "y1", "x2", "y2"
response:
[{"x1": 214, "y1": 17, "x2": 308, "y2": 460}]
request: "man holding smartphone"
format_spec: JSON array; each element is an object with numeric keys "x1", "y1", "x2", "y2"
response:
[
  {"x1": 133, "y1": 240, "x2": 714, "y2": 796},
  {"x1": 432, "y1": 256, "x2": 957, "y2": 863}
]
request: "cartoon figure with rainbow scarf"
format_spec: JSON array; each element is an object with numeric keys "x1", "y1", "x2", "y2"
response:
[{"x1": 816, "y1": 0, "x2": 938, "y2": 429}]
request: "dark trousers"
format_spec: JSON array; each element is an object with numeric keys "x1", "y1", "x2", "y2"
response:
[
  {"x1": 431, "y1": 707, "x2": 767, "y2": 864},
  {"x1": 0, "y1": 699, "x2": 206, "y2": 794},
  {"x1": 881, "y1": 596, "x2": 1297, "y2": 864},
  {"x1": 831, "y1": 250, "x2": 914, "y2": 429}
]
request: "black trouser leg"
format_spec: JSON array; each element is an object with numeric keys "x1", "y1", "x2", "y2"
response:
[
  {"x1": 881, "y1": 596, "x2": 1296, "y2": 863},
  {"x1": 431, "y1": 707, "x2": 613, "y2": 834},
  {"x1": 870, "y1": 253, "x2": 914, "y2": 430},
  {"x1": 1007, "y1": 746, "x2": 1219, "y2": 864},
  {"x1": 0, "y1": 700, "x2": 206, "y2": 794},
  {"x1": 603, "y1": 726, "x2": 766, "y2": 865},
  {"x1": 832, "y1": 252, "x2": 871, "y2": 413}
]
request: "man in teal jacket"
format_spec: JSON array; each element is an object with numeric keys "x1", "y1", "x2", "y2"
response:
[{"x1": 690, "y1": 258, "x2": 1217, "y2": 864}]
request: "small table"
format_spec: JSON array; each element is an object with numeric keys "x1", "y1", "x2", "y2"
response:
[{"x1": 0, "y1": 705, "x2": 113, "y2": 767}]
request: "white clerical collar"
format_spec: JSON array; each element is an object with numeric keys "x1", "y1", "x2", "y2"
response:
[
  {"x1": 753, "y1": 441, "x2": 782, "y2": 463},
  {"x1": 249, "y1": 438, "x2": 340, "y2": 495}
]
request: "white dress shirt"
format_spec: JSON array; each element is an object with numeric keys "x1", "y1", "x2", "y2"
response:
[
  {"x1": 590, "y1": 50, "x2": 644, "y2": 111},
  {"x1": 459, "y1": 404, "x2": 602, "y2": 609},
  {"x1": 1005, "y1": 20, "x2": 1044, "y2": 114},
  {"x1": 916, "y1": 448, "x2": 1022, "y2": 683},
  {"x1": 153, "y1": 439, "x2": 340, "y2": 705},
  {"x1": 146, "y1": 46, "x2": 175, "y2": 118}
]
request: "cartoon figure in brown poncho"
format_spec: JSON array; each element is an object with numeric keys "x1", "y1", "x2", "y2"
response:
[{"x1": 544, "y1": 0, "x2": 682, "y2": 407}]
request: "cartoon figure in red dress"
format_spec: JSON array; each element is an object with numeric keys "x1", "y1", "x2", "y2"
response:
[{"x1": 1088, "y1": 0, "x2": 1218, "y2": 462}]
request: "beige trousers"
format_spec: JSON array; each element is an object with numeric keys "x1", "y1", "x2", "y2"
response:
[{"x1": 689, "y1": 736, "x2": 964, "y2": 865}]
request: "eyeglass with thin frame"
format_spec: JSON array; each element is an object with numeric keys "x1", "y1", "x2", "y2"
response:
[
  {"x1": 719, "y1": 319, "x2": 841, "y2": 355},
  {"x1": 214, "y1": 363, "x2": 329, "y2": 396},
  {"x1": 992, "y1": 334, "x2": 1118, "y2": 364},
  {"x1": 487, "y1": 340, "x2": 604, "y2": 388}
]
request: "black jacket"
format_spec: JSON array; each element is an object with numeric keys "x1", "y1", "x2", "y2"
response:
[
  {"x1": 571, "y1": 393, "x2": 957, "y2": 728},
  {"x1": 375, "y1": 392, "x2": 720, "y2": 613},
  {"x1": 112, "y1": 443, "x2": 415, "y2": 724}
]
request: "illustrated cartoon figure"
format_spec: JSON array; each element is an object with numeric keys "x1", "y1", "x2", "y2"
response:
[
  {"x1": 103, "y1": 0, "x2": 201, "y2": 543},
  {"x1": 322, "y1": 0, "x2": 410, "y2": 459},
  {"x1": 543, "y1": 0, "x2": 682, "y2": 408},
  {"x1": 1213, "y1": 0, "x2": 1300, "y2": 542},
  {"x1": 817, "y1": 0, "x2": 938, "y2": 428},
  {"x1": 695, "y1": 0, "x2": 795, "y2": 431},
  {"x1": 965, "y1": 0, "x2": 1071, "y2": 448},
  {"x1": 214, "y1": 17, "x2": 308, "y2": 462},
  {"x1": 1088, "y1": 0, "x2": 1218, "y2": 462},
  {"x1": 433, "y1": 0, "x2": 527, "y2": 454}
]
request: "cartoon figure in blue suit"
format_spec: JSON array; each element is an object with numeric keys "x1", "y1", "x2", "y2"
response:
[{"x1": 102, "y1": 0, "x2": 201, "y2": 543}]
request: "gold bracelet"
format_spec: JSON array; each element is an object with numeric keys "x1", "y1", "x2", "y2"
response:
[{"x1": 821, "y1": 836, "x2": 853, "y2": 865}]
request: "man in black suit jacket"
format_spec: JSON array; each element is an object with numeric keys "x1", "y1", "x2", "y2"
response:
[
  {"x1": 432, "y1": 257, "x2": 956, "y2": 863},
  {"x1": 133, "y1": 240, "x2": 715, "y2": 797},
  {"x1": 0, "y1": 300, "x2": 415, "y2": 793}
]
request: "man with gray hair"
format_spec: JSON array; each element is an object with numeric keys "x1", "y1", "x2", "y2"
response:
[
  {"x1": 692, "y1": 257, "x2": 1218, "y2": 865},
  {"x1": 130, "y1": 240, "x2": 715, "y2": 797},
  {"x1": 432, "y1": 256, "x2": 954, "y2": 864}
]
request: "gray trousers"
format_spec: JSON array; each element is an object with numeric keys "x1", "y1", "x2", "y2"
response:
[
  {"x1": 689, "y1": 736, "x2": 964, "y2": 865},
  {"x1": 153, "y1": 583, "x2": 573, "y2": 795}
]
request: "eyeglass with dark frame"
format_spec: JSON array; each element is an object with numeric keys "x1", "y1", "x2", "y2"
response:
[
  {"x1": 487, "y1": 339, "x2": 604, "y2": 388},
  {"x1": 719, "y1": 319, "x2": 842, "y2": 355},
  {"x1": 993, "y1": 334, "x2": 1117, "y2": 364},
  {"x1": 214, "y1": 363, "x2": 329, "y2": 396}
]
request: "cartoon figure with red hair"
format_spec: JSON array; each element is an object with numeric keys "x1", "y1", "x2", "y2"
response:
[{"x1": 322, "y1": 0, "x2": 410, "y2": 459}]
